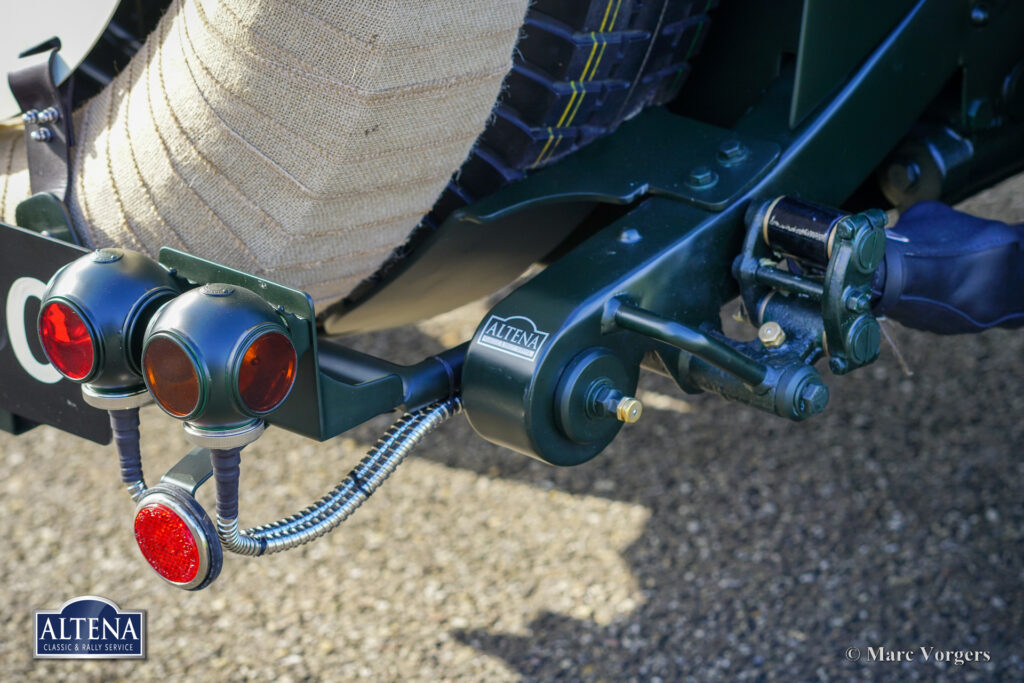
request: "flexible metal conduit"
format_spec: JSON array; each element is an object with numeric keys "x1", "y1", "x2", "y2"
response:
[{"x1": 212, "y1": 397, "x2": 462, "y2": 556}]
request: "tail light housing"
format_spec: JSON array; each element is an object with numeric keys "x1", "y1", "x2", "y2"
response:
[
  {"x1": 39, "y1": 248, "x2": 182, "y2": 408},
  {"x1": 142, "y1": 284, "x2": 298, "y2": 448},
  {"x1": 133, "y1": 484, "x2": 222, "y2": 590}
]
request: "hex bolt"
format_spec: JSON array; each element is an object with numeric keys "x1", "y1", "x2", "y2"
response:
[
  {"x1": 36, "y1": 106, "x2": 60, "y2": 123},
  {"x1": 717, "y1": 139, "x2": 749, "y2": 165},
  {"x1": 686, "y1": 165, "x2": 718, "y2": 189},
  {"x1": 21, "y1": 109, "x2": 39, "y2": 124},
  {"x1": 845, "y1": 290, "x2": 872, "y2": 313},
  {"x1": 798, "y1": 382, "x2": 829, "y2": 416},
  {"x1": 615, "y1": 396, "x2": 643, "y2": 424},
  {"x1": 834, "y1": 218, "x2": 853, "y2": 240},
  {"x1": 829, "y1": 356, "x2": 849, "y2": 375},
  {"x1": 30, "y1": 129, "x2": 53, "y2": 142},
  {"x1": 758, "y1": 321, "x2": 786, "y2": 348}
]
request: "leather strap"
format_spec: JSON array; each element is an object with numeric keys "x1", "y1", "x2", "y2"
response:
[{"x1": 7, "y1": 46, "x2": 74, "y2": 201}]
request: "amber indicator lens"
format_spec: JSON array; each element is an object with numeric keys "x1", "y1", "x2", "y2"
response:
[
  {"x1": 134, "y1": 503, "x2": 201, "y2": 584},
  {"x1": 38, "y1": 301, "x2": 96, "y2": 380},
  {"x1": 238, "y1": 332, "x2": 297, "y2": 412},
  {"x1": 143, "y1": 337, "x2": 201, "y2": 417}
]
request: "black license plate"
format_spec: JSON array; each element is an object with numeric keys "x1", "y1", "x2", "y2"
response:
[{"x1": 0, "y1": 221, "x2": 111, "y2": 444}]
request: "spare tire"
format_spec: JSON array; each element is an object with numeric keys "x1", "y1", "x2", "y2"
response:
[{"x1": 0, "y1": 0, "x2": 715, "y2": 323}]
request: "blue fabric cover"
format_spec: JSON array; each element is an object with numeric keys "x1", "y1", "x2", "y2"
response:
[{"x1": 873, "y1": 201, "x2": 1024, "y2": 334}]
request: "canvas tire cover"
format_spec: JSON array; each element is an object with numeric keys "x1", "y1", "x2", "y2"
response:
[{"x1": 0, "y1": 0, "x2": 529, "y2": 311}]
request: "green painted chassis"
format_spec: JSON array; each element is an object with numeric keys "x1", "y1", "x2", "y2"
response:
[{"x1": 3, "y1": 0, "x2": 1024, "y2": 460}]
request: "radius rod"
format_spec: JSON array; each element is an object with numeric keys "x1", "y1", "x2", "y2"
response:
[{"x1": 611, "y1": 301, "x2": 768, "y2": 387}]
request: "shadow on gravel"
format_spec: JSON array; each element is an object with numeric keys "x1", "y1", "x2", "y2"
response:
[{"x1": 347, "y1": 322, "x2": 1024, "y2": 678}]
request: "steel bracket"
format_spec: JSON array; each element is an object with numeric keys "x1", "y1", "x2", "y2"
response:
[{"x1": 157, "y1": 248, "x2": 459, "y2": 441}]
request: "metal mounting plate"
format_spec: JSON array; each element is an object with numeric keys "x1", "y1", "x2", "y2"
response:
[
  {"x1": 158, "y1": 248, "x2": 403, "y2": 442},
  {"x1": 459, "y1": 108, "x2": 780, "y2": 220},
  {"x1": 0, "y1": 221, "x2": 110, "y2": 443},
  {"x1": 324, "y1": 110, "x2": 779, "y2": 334}
]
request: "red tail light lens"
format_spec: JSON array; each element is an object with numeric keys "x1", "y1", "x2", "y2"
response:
[
  {"x1": 134, "y1": 503, "x2": 200, "y2": 584},
  {"x1": 38, "y1": 301, "x2": 96, "y2": 380},
  {"x1": 237, "y1": 332, "x2": 297, "y2": 413},
  {"x1": 143, "y1": 337, "x2": 201, "y2": 417}
]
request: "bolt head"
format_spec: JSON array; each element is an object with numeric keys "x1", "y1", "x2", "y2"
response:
[
  {"x1": 758, "y1": 321, "x2": 786, "y2": 348},
  {"x1": 616, "y1": 397, "x2": 643, "y2": 424},
  {"x1": 29, "y1": 128, "x2": 53, "y2": 142},
  {"x1": 851, "y1": 226, "x2": 886, "y2": 274},
  {"x1": 829, "y1": 357, "x2": 849, "y2": 375},
  {"x1": 686, "y1": 165, "x2": 718, "y2": 189},
  {"x1": 799, "y1": 382, "x2": 829, "y2": 415},
  {"x1": 36, "y1": 106, "x2": 60, "y2": 124},
  {"x1": 845, "y1": 316, "x2": 881, "y2": 365},
  {"x1": 834, "y1": 218, "x2": 854, "y2": 240},
  {"x1": 717, "y1": 139, "x2": 749, "y2": 165},
  {"x1": 21, "y1": 109, "x2": 39, "y2": 124}
]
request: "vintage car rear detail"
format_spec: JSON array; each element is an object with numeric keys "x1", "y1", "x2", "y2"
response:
[{"x1": 1, "y1": 0, "x2": 1023, "y2": 590}]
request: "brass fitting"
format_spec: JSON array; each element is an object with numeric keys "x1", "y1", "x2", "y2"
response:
[
  {"x1": 615, "y1": 396, "x2": 643, "y2": 424},
  {"x1": 758, "y1": 321, "x2": 786, "y2": 348}
]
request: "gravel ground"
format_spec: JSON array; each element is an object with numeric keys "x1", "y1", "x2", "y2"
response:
[{"x1": 2, "y1": 180, "x2": 1023, "y2": 681}]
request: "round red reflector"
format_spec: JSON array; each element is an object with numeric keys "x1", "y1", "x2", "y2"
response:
[
  {"x1": 143, "y1": 337, "x2": 201, "y2": 417},
  {"x1": 38, "y1": 301, "x2": 95, "y2": 380},
  {"x1": 134, "y1": 503, "x2": 201, "y2": 584},
  {"x1": 237, "y1": 332, "x2": 297, "y2": 413}
]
